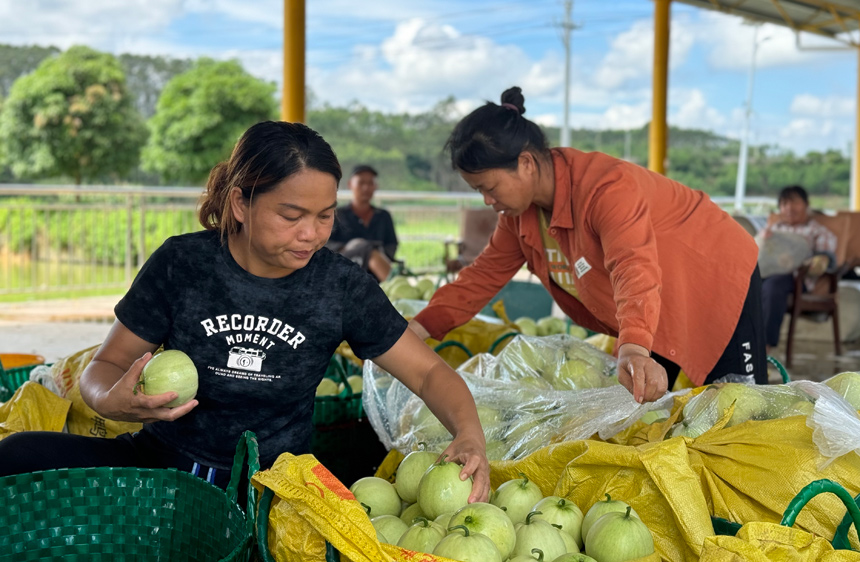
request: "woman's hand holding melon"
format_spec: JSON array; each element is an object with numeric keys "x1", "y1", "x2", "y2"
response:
[{"x1": 94, "y1": 352, "x2": 198, "y2": 423}]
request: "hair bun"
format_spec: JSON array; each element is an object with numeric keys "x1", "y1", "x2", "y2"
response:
[{"x1": 500, "y1": 86, "x2": 526, "y2": 115}]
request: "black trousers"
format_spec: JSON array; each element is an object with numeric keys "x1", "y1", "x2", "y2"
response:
[
  {"x1": 653, "y1": 266, "x2": 768, "y2": 388},
  {"x1": 761, "y1": 272, "x2": 796, "y2": 348}
]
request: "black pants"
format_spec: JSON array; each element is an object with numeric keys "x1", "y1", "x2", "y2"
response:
[
  {"x1": 0, "y1": 430, "x2": 253, "y2": 505},
  {"x1": 653, "y1": 266, "x2": 768, "y2": 388},
  {"x1": 761, "y1": 272, "x2": 796, "y2": 348}
]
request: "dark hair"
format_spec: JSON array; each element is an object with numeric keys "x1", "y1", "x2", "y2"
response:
[
  {"x1": 199, "y1": 121, "x2": 342, "y2": 236},
  {"x1": 778, "y1": 185, "x2": 809, "y2": 205},
  {"x1": 351, "y1": 164, "x2": 378, "y2": 177},
  {"x1": 445, "y1": 86, "x2": 550, "y2": 173}
]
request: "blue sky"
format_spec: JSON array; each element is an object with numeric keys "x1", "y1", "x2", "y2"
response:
[{"x1": 1, "y1": 0, "x2": 856, "y2": 154}]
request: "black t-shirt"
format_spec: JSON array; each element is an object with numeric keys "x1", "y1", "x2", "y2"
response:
[
  {"x1": 328, "y1": 204, "x2": 399, "y2": 261},
  {"x1": 115, "y1": 230, "x2": 407, "y2": 468}
]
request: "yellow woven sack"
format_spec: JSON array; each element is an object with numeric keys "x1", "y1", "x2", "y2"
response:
[
  {"x1": 50, "y1": 344, "x2": 101, "y2": 398},
  {"x1": 65, "y1": 381, "x2": 142, "y2": 438},
  {"x1": 701, "y1": 522, "x2": 860, "y2": 562},
  {"x1": 0, "y1": 381, "x2": 70, "y2": 440},
  {"x1": 253, "y1": 452, "x2": 458, "y2": 562},
  {"x1": 555, "y1": 437, "x2": 714, "y2": 562},
  {"x1": 47, "y1": 343, "x2": 142, "y2": 438},
  {"x1": 685, "y1": 416, "x2": 860, "y2": 549}
]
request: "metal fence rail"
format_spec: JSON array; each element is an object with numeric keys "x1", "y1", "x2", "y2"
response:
[
  {"x1": 0, "y1": 185, "x2": 488, "y2": 296},
  {"x1": 0, "y1": 184, "x2": 774, "y2": 297}
]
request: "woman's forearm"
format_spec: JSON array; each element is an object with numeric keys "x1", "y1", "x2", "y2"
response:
[
  {"x1": 418, "y1": 362, "x2": 485, "y2": 443},
  {"x1": 80, "y1": 360, "x2": 127, "y2": 414}
]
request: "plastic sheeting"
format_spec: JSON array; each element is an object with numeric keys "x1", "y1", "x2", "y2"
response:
[{"x1": 363, "y1": 334, "x2": 680, "y2": 461}]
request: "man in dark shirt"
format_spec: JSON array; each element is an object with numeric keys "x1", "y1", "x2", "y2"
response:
[{"x1": 327, "y1": 165, "x2": 399, "y2": 281}]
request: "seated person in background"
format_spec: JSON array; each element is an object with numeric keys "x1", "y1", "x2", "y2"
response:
[
  {"x1": 758, "y1": 185, "x2": 837, "y2": 354},
  {"x1": 326, "y1": 165, "x2": 398, "y2": 282}
]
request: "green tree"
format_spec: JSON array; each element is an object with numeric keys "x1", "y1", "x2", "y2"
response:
[
  {"x1": 308, "y1": 96, "x2": 463, "y2": 191},
  {"x1": 0, "y1": 44, "x2": 60, "y2": 99},
  {"x1": 141, "y1": 58, "x2": 278, "y2": 185},
  {"x1": 118, "y1": 53, "x2": 193, "y2": 119},
  {"x1": 0, "y1": 45, "x2": 147, "y2": 184}
]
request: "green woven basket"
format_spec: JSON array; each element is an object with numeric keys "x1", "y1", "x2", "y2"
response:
[
  {"x1": 0, "y1": 430, "x2": 260, "y2": 561},
  {"x1": 711, "y1": 479, "x2": 860, "y2": 550}
]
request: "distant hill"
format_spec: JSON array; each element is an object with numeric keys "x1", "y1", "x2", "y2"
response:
[{"x1": 0, "y1": 43, "x2": 851, "y2": 200}]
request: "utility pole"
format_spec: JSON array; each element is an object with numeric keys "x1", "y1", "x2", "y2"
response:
[
  {"x1": 624, "y1": 129, "x2": 632, "y2": 161},
  {"x1": 734, "y1": 25, "x2": 767, "y2": 213},
  {"x1": 851, "y1": 141, "x2": 857, "y2": 210},
  {"x1": 560, "y1": 0, "x2": 578, "y2": 147}
]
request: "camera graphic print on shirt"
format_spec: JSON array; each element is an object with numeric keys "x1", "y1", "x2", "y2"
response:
[
  {"x1": 199, "y1": 313, "x2": 306, "y2": 382},
  {"x1": 226, "y1": 346, "x2": 266, "y2": 372}
]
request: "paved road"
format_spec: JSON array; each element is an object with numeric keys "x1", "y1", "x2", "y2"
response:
[
  {"x1": 0, "y1": 320, "x2": 113, "y2": 363},
  {"x1": 0, "y1": 296, "x2": 118, "y2": 363}
]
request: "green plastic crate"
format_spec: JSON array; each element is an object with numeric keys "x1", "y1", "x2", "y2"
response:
[{"x1": 0, "y1": 354, "x2": 45, "y2": 402}]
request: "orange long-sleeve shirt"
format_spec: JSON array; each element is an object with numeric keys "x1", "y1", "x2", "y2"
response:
[{"x1": 414, "y1": 148, "x2": 759, "y2": 384}]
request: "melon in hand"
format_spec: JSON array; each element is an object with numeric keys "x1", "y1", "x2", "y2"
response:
[{"x1": 136, "y1": 349, "x2": 199, "y2": 407}]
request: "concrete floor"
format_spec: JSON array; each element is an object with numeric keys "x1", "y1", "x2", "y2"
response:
[{"x1": 768, "y1": 338, "x2": 860, "y2": 382}]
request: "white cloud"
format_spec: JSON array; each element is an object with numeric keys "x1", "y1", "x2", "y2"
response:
[
  {"x1": 309, "y1": 18, "x2": 562, "y2": 113},
  {"x1": 0, "y1": 0, "x2": 182, "y2": 51},
  {"x1": 308, "y1": 0, "x2": 463, "y2": 23},
  {"x1": 789, "y1": 94, "x2": 854, "y2": 118},
  {"x1": 562, "y1": 88, "x2": 726, "y2": 134},
  {"x1": 780, "y1": 118, "x2": 835, "y2": 138},
  {"x1": 221, "y1": 49, "x2": 282, "y2": 86},
  {"x1": 594, "y1": 17, "x2": 695, "y2": 89},
  {"x1": 774, "y1": 117, "x2": 854, "y2": 154},
  {"x1": 600, "y1": 102, "x2": 651, "y2": 129},
  {"x1": 566, "y1": 102, "x2": 650, "y2": 131},
  {"x1": 452, "y1": 99, "x2": 482, "y2": 118},
  {"x1": 183, "y1": 0, "x2": 280, "y2": 25},
  {"x1": 534, "y1": 113, "x2": 559, "y2": 127},
  {"x1": 670, "y1": 89, "x2": 725, "y2": 130},
  {"x1": 696, "y1": 11, "x2": 845, "y2": 71}
]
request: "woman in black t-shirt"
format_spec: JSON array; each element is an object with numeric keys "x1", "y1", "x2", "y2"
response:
[{"x1": 0, "y1": 121, "x2": 490, "y2": 503}]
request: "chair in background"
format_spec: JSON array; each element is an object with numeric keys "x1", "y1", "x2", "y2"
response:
[
  {"x1": 444, "y1": 207, "x2": 499, "y2": 279},
  {"x1": 783, "y1": 211, "x2": 860, "y2": 367}
]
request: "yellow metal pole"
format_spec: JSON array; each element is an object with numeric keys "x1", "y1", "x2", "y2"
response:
[
  {"x1": 855, "y1": 45, "x2": 860, "y2": 210},
  {"x1": 282, "y1": 0, "x2": 305, "y2": 123},
  {"x1": 649, "y1": 0, "x2": 671, "y2": 175}
]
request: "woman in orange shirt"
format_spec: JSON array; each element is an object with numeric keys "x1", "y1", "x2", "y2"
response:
[{"x1": 409, "y1": 87, "x2": 767, "y2": 403}]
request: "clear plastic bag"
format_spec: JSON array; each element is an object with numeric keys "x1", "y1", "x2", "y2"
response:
[
  {"x1": 28, "y1": 364, "x2": 63, "y2": 396},
  {"x1": 792, "y1": 374, "x2": 860, "y2": 468},
  {"x1": 666, "y1": 379, "x2": 816, "y2": 438},
  {"x1": 663, "y1": 374, "x2": 860, "y2": 466},
  {"x1": 363, "y1": 334, "x2": 677, "y2": 460}
]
